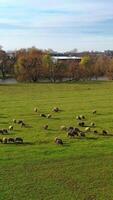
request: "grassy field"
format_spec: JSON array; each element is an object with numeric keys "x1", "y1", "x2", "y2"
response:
[{"x1": 0, "y1": 82, "x2": 113, "y2": 200}]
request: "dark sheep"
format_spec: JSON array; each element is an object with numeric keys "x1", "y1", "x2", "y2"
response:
[
  {"x1": 0, "y1": 139, "x2": 3, "y2": 143},
  {"x1": 40, "y1": 114, "x2": 46, "y2": 118},
  {"x1": 8, "y1": 138, "x2": 15, "y2": 143},
  {"x1": 102, "y1": 130, "x2": 108, "y2": 136},
  {"x1": 78, "y1": 122, "x2": 85, "y2": 127},
  {"x1": 15, "y1": 137, "x2": 23, "y2": 144},
  {"x1": 74, "y1": 127, "x2": 80, "y2": 132},
  {"x1": 0, "y1": 130, "x2": 3, "y2": 134},
  {"x1": 93, "y1": 110, "x2": 96, "y2": 114},
  {"x1": 55, "y1": 137, "x2": 63, "y2": 145},
  {"x1": 94, "y1": 130, "x2": 98, "y2": 134},
  {"x1": 17, "y1": 120, "x2": 24, "y2": 124},
  {"x1": 21, "y1": 122, "x2": 26, "y2": 128},
  {"x1": 2, "y1": 129, "x2": 8, "y2": 134},
  {"x1": 67, "y1": 127, "x2": 74, "y2": 131},
  {"x1": 80, "y1": 132, "x2": 85, "y2": 137}
]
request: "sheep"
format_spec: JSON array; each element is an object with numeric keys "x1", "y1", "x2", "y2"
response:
[
  {"x1": 15, "y1": 137, "x2": 23, "y2": 144},
  {"x1": 94, "y1": 130, "x2": 98, "y2": 134},
  {"x1": 67, "y1": 128, "x2": 79, "y2": 138},
  {"x1": 102, "y1": 130, "x2": 108, "y2": 136},
  {"x1": 67, "y1": 127, "x2": 74, "y2": 132},
  {"x1": 47, "y1": 114, "x2": 52, "y2": 119},
  {"x1": 53, "y1": 107, "x2": 60, "y2": 112},
  {"x1": 2, "y1": 137, "x2": 7, "y2": 144},
  {"x1": 80, "y1": 131, "x2": 85, "y2": 137},
  {"x1": 34, "y1": 107, "x2": 38, "y2": 112},
  {"x1": 0, "y1": 139, "x2": 3, "y2": 143},
  {"x1": 92, "y1": 110, "x2": 96, "y2": 114},
  {"x1": 55, "y1": 137, "x2": 63, "y2": 145},
  {"x1": 21, "y1": 122, "x2": 26, "y2": 128},
  {"x1": 78, "y1": 122, "x2": 85, "y2": 127},
  {"x1": 2, "y1": 129, "x2": 8, "y2": 134},
  {"x1": 76, "y1": 116, "x2": 82, "y2": 120},
  {"x1": 0, "y1": 130, "x2": 3, "y2": 134},
  {"x1": 40, "y1": 114, "x2": 46, "y2": 118},
  {"x1": 91, "y1": 122, "x2": 95, "y2": 127},
  {"x1": 43, "y1": 125, "x2": 48, "y2": 130},
  {"x1": 85, "y1": 127, "x2": 90, "y2": 132},
  {"x1": 8, "y1": 138, "x2": 15, "y2": 143},
  {"x1": 80, "y1": 115, "x2": 85, "y2": 120},
  {"x1": 60, "y1": 126, "x2": 67, "y2": 131},
  {"x1": 13, "y1": 119, "x2": 17, "y2": 123},
  {"x1": 74, "y1": 127, "x2": 80, "y2": 132},
  {"x1": 67, "y1": 130, "x2": 78, "y2": 138},
  {"x1": 8, "y1": 125, "x2": 13, "y2": 131},
  {"x1": 17, "y1": 120, "x2": 24, "y2": 124}
]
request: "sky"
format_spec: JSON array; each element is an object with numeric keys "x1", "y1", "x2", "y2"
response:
[{"x1": 0, "y1": 0, "x2": 113, "y2": 52}]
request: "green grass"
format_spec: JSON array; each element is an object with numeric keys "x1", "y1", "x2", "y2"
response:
[{"x1": 0, "y1": 81, "x2": 113, "y2": 200}]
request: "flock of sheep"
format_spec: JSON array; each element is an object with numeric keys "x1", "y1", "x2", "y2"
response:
[
  {"x1": 0, "y1": 107, "x2": 110, "y2": 145},
  {"x1": 36, "y1": 107, "x2": 110, "y2": 145},
  {"x1": 0, "y1": 120, "x2": 24, "y2": 144}
]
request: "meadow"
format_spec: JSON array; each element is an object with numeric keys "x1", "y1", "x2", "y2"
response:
[{"x1": 0, "y1": 82, "x2": 113, "y2": 200}]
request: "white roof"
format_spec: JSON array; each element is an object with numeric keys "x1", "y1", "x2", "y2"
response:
[{"x1": 52, "y1": 56, "x2": 81, "y2": 60}]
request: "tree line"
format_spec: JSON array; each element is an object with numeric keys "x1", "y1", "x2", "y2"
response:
[{"x1": 0, "y1": 47, "x2": 113, "y2": 82}]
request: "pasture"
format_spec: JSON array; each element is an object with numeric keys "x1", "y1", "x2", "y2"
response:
[{"x1": 0, "y1": 82, "x2": 113, "y2": 200}]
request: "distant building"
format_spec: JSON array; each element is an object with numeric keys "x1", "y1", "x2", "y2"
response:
[{"x1": 52, "y1": 56, "x2": 82, "y2": 64}]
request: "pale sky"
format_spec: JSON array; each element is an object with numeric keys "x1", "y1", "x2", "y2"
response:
[{"x1": 0, "y1": 0, "x2": 113, "y2": 51}]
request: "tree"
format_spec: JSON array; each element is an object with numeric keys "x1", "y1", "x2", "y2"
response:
[
  {"x1": 0, "y1": 49, "x2": 8, "y2": 79},
  {"x1": 15, "y1": 48, "x2": 44, "y2": 82},
  {"x1": 80, "y1": 56, "x2": 93, "y2": 80},
  {"x1": 43, "y1": 54, "x2": 55, "y2": 82}
]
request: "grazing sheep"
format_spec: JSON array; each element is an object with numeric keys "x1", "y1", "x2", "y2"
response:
[
  {"x1": 53, "y1": 107, "x2": 60, "y2": 112},
  {"x1": 13, "y1": 119, "x2": 17, "y2": 123},
  {"x1": 94, "y1": 130, "x2": 98, "y2": 134},
  {"x1": 47, "y1": 114, "x2": 52, "y2": 119},
  {"x1": 92, "y1": 110, "x2": 96, "y2": 114},
  {"x1": 21, "y1": 122, "x2": 26, "y2": 128},
  {"x1": 17, "y1": 120, "x2": 24, "y2": 124},
  {"x1": 67, "y1": 130, "x2": 78, "y2": 138},
  {"x1": 0, "y1": 130, "x2": 3, "y2": 134},
  {"x1": 55, "y1": 137, "x2": 63, "y2": 145},
  {"x1": 85, "y1": 127, "x2": 90, "y2": 132},
  {"x1": 0, "y1": 139, "x2": 3, "y2": 143},
  {"x1": 2, "y1": 137, "x2": 7, "y2": 144},
  {"x1": 40, "y1": 114, "x2": 46, "y2": 118},
  {"x1": 8, "y1": 125, "x2": 13, "y2": 131},
  {"x1": 102, "y1": 130, "x2": 108, "y2": 136},
  {"x1": 80, "y1": 115, "x2": 85, "y2": 120},
  {"x1": 80, "y1": 132, "x2": 85, "y2": 137},
  {"x1": 60, "y1": 126, "x2": 67, "y2": 131},
  {"x1": 15, "y1": 137, "x2": 23, "y2": 144},
  {"x1": 74, "y1": 127, "x2": 80, "y2": 132},
  {"x1": 2, "y1": 129, "x2": 8, "y2": 134},
  {"x1": 34, "y1": 107, "x2": 38, "y2": 112},
  {"x1": 91, "y1": 122, "x2": 95, "y2": 127},
  {"x1": 8, "y1": 138, "x2": 14, "y2": 143},
  {"x1": 43, "y1": 125, "x2": 48, "y2": 130},
  {"x1": 76, "y1": 116, "x2": 82, "y2": 120},
  {"x1": 78, "y1": 122, "x2": 85, "y2": 127},
  {"x1": 67, "y1": 127, "x2": 74, "y2": 131}
]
